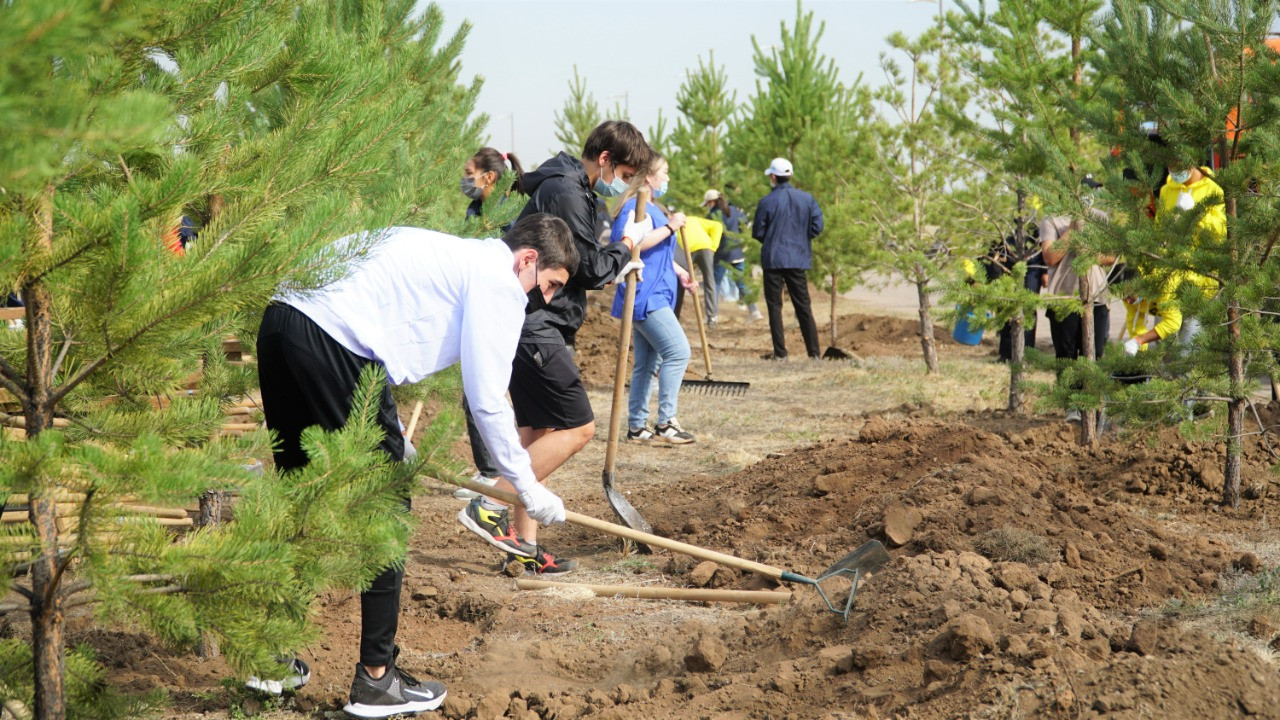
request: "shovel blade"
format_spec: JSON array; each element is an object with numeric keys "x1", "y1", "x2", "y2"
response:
[
  {"x1": 602, "y1": 469, "x2": 653, "y2": 552},
  {"x1": 819, "y1": 540, "x2": 891, "y2": 580}
]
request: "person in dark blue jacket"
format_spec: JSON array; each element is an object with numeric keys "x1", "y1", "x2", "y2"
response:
[
  {"x1": 705, "y1": 190, "x2": 761, "y2": 321},
  {"x1": 751, "y1": 158, "x2": 823, "y2": 360}
]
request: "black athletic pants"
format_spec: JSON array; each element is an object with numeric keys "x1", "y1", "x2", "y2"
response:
[
  {"x1": 998, "y1": 319, "x2": 1038, "y2": 362},
  {"x1": 462, "y1": 398, "x2": 498, "y2": 478},
  {"x1": 1049, "y1": 304, "x2": 1111, "y2": 362},
  {"x1": 257, "y1": 303, "x2": 406, "y2": 668},
  {"x1": 763, "y1": 268, "x2": 821, "y2": 359}
]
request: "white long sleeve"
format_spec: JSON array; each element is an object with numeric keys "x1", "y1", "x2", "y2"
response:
[{"x1": 280, "y1": 227, "x2": 538, "y2": 492}]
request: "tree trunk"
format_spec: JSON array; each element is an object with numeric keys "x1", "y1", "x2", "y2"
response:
[
  {"x1": 1008, "y1": 191, "x2": 1027, "y2": 414},
  {"x1": 196, "y1": 490, "x2": 230, "y2": 658},
  {"x1": 1008, "y1": 313, "x2": 1025, "y2": 414},
  {"x1": 1079, "y1": 274, "x2": 1098, "y2": 445},
  {"x1": 1223, "y1": 303, "x2": 1244, "y2": 508},
  {"x1": 914, "y1": 270, "x2": 938, "y2": 374},
  {"x1": 829, "y1": 272, "x2": 838, "y2": 348},
  {"x1": 26, "y1": 185, "x2": 66, "y2": 720}
]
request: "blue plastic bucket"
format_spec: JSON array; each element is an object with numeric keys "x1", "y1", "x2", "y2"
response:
[{"x1": 952, "y1": 306, "x2": 984, "y2": 346}]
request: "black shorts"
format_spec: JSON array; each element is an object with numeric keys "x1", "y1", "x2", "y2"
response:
[
  {"x1": 509, "y1": 340, "x2": 594, "y2": 430},
  {"x1": 257, "y1": 303, "x2": 405, "y2": 471}
]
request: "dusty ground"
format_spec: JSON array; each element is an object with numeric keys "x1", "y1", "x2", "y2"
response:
[{"x1": 53, "y1": 287, "x2": 1280, "y2": 718}]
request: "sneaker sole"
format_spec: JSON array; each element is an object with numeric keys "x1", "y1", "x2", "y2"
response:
[
  {"x1": 655, "y1": 435, "x2": 695, "y2": 445},
  {"x1": 245, "y1": 670, "x2": 310, "y2": 696},
  {"x1": 343, "y1": 693, "x2": 446, "y2": 718},
  {"x1": 505, "y1": 560, "x2": 578, "y2": 576},
  {"x1": 456, "y1": 508, "x2": 535, "y2": 558},
  {"x1": 452, "y1": 488, "x2": 481, "y2": 500}
]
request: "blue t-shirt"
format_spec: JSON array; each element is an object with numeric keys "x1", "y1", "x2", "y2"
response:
[{"x1": 610, "y1": 198, "x2": 676, "y2": 322}]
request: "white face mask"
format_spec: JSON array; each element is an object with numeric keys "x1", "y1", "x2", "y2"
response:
[{"x1": 1170, "y1": 169, "x2": 1193, "y2": 184}]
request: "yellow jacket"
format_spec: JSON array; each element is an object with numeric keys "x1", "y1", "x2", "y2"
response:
[
  {"x1": 1155, "y1": 169, "x2": 1226, "y2": 249},
  {"x1": 1135, "y1": 168, "x2": 1223, "y2": 339},
  {"x1": 678, "y1": 216, "x2": 723, "y2": 254}
]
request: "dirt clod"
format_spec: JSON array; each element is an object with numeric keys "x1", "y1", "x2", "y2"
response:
[
  {"x1": 883, "y1": 505, "x2": 921, "y2": 546},
  {"x1": 938, "y1": 613, "x2": 995, "y2": 661},
  {"x1": 685, "y1": 634, "x2": 728, "y2": 672},
  {"x1": 1235, "y1": 552, "x2": 1261, "y2": 573},
  {"x1": 688, "y1": 561, "x2": 718, "y2": 587}
]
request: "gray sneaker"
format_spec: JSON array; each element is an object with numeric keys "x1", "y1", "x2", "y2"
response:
[
  {"x1": 343, "y1": 647, "x2": 446, "y2": 718},
  {"x1": 453, "y1": 472, "x2": 498, "y2": 500}
]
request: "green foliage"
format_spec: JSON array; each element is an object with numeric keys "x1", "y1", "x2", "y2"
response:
[
  {"x1": 665, "y1": 53, "x2": 737, "y2": 212},
  {"x1": 552, "y1": 66, "x2": 602, "y2": 158},
  {"x1": 1071, "y1": 0, "x2": 1280, "y2": 483},
  {"x1": 0, "y1": 0, "x2": 482, "y2": 713}
]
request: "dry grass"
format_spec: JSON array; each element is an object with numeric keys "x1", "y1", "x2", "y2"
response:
[{"x1": 973, "y1": 526, "x2": 1061, "y2": 565}]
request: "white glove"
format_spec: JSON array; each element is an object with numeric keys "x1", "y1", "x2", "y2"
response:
[
  {"x1": 1123, "y1": 338, "x2": 1141, "y2": 356},
  {"x1": 614, "y1": 259, "x2": 645, "y2": 285},
  {"x1": 518, "y1": 483, "x2": 566, "y2": 525},
  {"x1": 402, "y1": 438, "x2": 417, "y2": 463},
  {"x1": 621, "y1": 211, "x2": 654, "y2": 245},
  {"x1": 1176, "y1": 189, "x2": 1195, "y2": 211}
]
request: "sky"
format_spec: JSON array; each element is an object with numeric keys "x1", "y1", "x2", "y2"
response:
[{"x1": 426, "y1": 0, "x2": 946, "y2": 165}]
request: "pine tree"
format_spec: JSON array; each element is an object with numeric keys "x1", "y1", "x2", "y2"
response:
[
  {"x1": 949, "y1": 0, "x2": 1105, "y2": 420},
  {"x1": 724, "y1": 1, "x2": 846, "y2": 211},
  {"x1": 1073, "y1": 0, "x2": 1280, "y2": 507},
  {"x1": 801, "y1": 87, "x2": 877, "y2": 352},
  {"x1": 723, "y1": 1, "x2": 870, "y2": 332},
  {"x1": 667, "y1": 52, "x2": 737, "y2": 212},
  {"x1": 0, "y1": 1, "x2": 477, "y2": 716},
  {"x1": 863, "y1": 27, "x2": 987, "y2": 373},
  {"x1": 553, "y1": 66, "x2": 602, "y2": 158}
]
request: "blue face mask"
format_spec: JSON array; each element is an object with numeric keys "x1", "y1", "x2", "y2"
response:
[
  {"x1": 593, "y1": 162, "x2": 629, "y2": 197},
  {"x1": 1170, "y1": 169, "x2": 1193, "y2": 184},
  {"x1": 653, "y1": 181, "x2": 669, "y2": 199}
]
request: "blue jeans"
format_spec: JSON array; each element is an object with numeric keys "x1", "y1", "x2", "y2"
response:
[
  {"x1": 629, "y1": 306, "x2": 690, "y2": 429},
  {"x1": 714, "y1": 260, "x2": 758, "y2": 313}
]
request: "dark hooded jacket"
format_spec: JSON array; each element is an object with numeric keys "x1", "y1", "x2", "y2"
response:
[{"x1": 516, "y1": 152, "x2": 631, "y2": 344}]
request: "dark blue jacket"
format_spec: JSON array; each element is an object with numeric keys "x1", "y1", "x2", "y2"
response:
[
  {"x1": 710, "y1": 205, "x2": 748, "y2": 264},
  {"x1": 751, "y1": 183, "x2": 823, "y2": 270}
]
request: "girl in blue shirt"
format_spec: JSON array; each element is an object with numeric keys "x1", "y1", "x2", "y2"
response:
[{"x1": 611, "y1": 155, "x2": 697, "y2": 444}]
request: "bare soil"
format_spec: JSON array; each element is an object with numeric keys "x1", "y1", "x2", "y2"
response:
[{"x1": 61, "y1": 291, "x2": 1280, "y2": 719}]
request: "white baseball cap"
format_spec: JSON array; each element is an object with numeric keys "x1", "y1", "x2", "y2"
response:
[
  {"x1": 703, "y1": 189, "x2": 721, "y2": 203},
  {"x1": 765, "y1": 157, "x2": 793, "y2": 177}
]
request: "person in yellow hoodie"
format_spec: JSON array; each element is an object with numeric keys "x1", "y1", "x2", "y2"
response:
[
  {"x1": 1122, "y1": 160, "x2": 1223, "y2": 355},
  {"x1": 673, "y1": 212, "x2": 723, "y2": 326}
]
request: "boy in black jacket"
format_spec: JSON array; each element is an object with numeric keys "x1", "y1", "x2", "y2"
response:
[{"x1": 457, "y1": 121, "x2": 653, "y2": 575}]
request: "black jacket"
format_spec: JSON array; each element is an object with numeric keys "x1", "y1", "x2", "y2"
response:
[{"x1": 517, "y1": 152, "x2": 630, "y2": 344}]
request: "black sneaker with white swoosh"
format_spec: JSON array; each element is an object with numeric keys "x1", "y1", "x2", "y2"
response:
[{"x1": 343, "y1": 646, "x2": 446, "y2": 718}]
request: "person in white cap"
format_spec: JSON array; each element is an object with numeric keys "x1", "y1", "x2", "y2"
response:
[{"x1": 752, "y1": 157, "x2": 824, "y2": 359}]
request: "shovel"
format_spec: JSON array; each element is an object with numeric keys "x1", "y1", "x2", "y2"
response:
[
  {"x1": 446, "y1": 475, "x2": 890, "y2": 621},
  {"x1": 677, "y1": 228, "x2": 749, "y2": 397},
  {"x1": 601, "y1": 188, "x2": 655, "y2": 546}
]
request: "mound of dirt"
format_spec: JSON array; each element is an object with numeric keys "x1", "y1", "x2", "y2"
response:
[{"x1": 613, "y1": 415, "x2": 1280, "y2": 718}]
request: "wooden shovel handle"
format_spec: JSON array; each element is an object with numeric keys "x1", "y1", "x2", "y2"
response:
[
  {"x1": 516, "y1": 578, "x2": 791, "y2": 604},
  {"x1": 404, "y1": 401, "x2": 424, "y2": 440},
  {"x1": 603, "y1": 188, "x2": 649, "y2": 475},
  {"x1": 678, "y1": 228, "x2": 714, "y2": 378},
  {"x1": 450, "y1": 475, "x2": 787, "y2": 581}
]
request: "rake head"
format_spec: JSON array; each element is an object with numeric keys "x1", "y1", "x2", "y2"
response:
[
  {"x1": 680, "y1": 379, "x2": 750, "y2": 397},
  {"x1": 781, "y1": 540, "x2": 891, "y2": 622}
]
